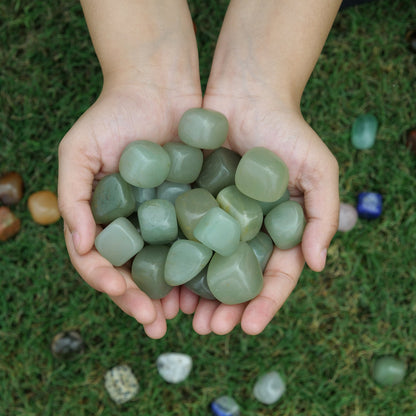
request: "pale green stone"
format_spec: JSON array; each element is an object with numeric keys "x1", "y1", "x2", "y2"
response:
[
  {"x1": 130, "y1": 186, "x2": 156, "y2": 209},
  {"x1": 184, "y1": 267, "x2": 216, "y2": 300},
  {"x1": 235, "y1": 147, "x2": 289, "y2": 202},
  {"x1": 247, "y1": 232, "x2": 274, "y2": 271},
  {"x1": 207, "y1": 242, "x2": 263, "y2": 304},
  {"x1": 258, "y1": 188, "x2": 290, "y2": 215},
  {"x1": 156, "y1": 181, "x2": 191, "y2": 204},
  {"x1": 131, "y1": 245, "x2": 172, "y2": 299},
  {"x1": 178, "y1": 108, "x2": 228, "y2": 149},
  {"x1": 164, "y1": 239, "x2": 212, "y2": 286},
  {"x1": 351, "y1": 114, "x2": 378, "y2": 150},
  {"x1": 95, "y1": 217, "x2": 144, "y2": 266},
  {"x1": 217, "y1": 185, "x2": 263, "y2": 241},
  {"x1": 119, "y1": 140, "x2": 171, "y2": 188},
  {"x1": 264, "y1": 201, "x2": 306, "y2": 249},
  {"x1": 372, "y1": 356, "x2": 407, "y2": 386}
]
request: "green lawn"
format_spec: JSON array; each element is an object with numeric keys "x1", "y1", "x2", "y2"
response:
[{"x1": 1, "y1": 0, "x2": 415, "y2": 415}]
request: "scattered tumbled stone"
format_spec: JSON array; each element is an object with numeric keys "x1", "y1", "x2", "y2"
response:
[
  {"x1": 0, "y1": 206, "x2": 21, "y2": 241},
  {"x1": 405, "y1": 128, "x2": 416, "y2": 155},
  {"x1": 338, "y1": 202, "x2": 358, "y2": 232},
  {"x1": 0, "y1": 171, "x2": 24, "y2": 205},
  {"x1": 156, "y1": 352, "x2": 192, "y2": 384},
  {"x1": 28, "y1": 190, "x2": 61, "y2": 225},
  {"x1": 372, "y1": 356, "x2": 407, "y2": 386},
  {"x1": 51, "y1": 330, "x2": 84, "y2": 359},
  {"x1": 351, "y1": 114, "x2": 378, "y2": 150},
  {"x1": 104, "y1": 365, "x2": 139, "y2": 404},
  {"x1": 253, "y1": 371, "x2": 286, "y2": 405},
  {"x1": 356, "y1": 192, "x2": 382, "y2": 219},
  {"x1": 211, "y1": 395, "x2": 240, "y2": 416}
]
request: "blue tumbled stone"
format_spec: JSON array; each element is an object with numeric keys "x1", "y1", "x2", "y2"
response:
[
  {"x1": 357, "y1": 192, "x2": 382, "y2": 219},
  {"x1": 210, "y1": 396, "x2": 240, "y2": 416}
]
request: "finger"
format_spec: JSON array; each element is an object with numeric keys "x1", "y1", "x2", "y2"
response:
[
  {"x1": 210, "y1": 303, "x2": 246, "y2": 335},
  {"x1": 192, "y1": 299, "x2": 220, "y2": 335},
  {"x1": 161, "y1": 287, "x2": 180, "y2": 320},
  {"x1": 143, "y1": 301, "x2": 168, "y2": 339},
  {"x1": 179, "y1": 286, "x2": 200, "y2": 314}
]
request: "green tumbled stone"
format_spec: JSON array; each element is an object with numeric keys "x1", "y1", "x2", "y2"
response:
[
  {"x1": 351, "y1": 114, "x2": 378, "y2": 150},
  {"x1": 196, "y1": 147, "x2": 241, "y2": 196},
  {"x1": 372, "y1": 356, "x2": 407, "y2": 386},
  {"x1": 258, "y1": 188, "x2": 290, "y2": 215},
  {"x1": 164, "y1": 239, "x2": 212, "y2": 286},
  {"x1": 264, "y1": 201, "x2": 306, "y2": 249},
  {"x1": 138, "y1": 199, "x2": 178, "y2": 244},
  {"x1": 247, "y1": 232, "x2": 274, "y2": 271},
  {"x1": 131, "y1": 186, "x2": 156, "y2": 209},
  {"x1": 235, "y1": 147, "x2": 289, "y2": 202},
  {"x1": 119, "y1": 140, "x2": 171, "y2": 188},
  {"x1": 178, "y1": 108, "x2": 228, "y2": 149},
  {"x1": 95, "y1": 217, "x2": 144, "y2": 266},
  {"x1": 217, "y1": 185, "x2": 263, "y2": 241},
  {"x1": 207, "y1": 242, "x2": 263, "y2": 305},
  {"x1": 163, "y1": 142, "x2": 204, "y2": 184},
  {"x1": 131, "y1": 245, "x2": 172, "y2": 299},
  {"x1": 175, "y1": 188, "x2": 219, "y2": 241},
  {"x1": 193, "y1": 207, "x2": 241, "y2": 256},
  {"x1": 156, "y1": 181, "x2": 191, "y2": 204},
  {"x1": 185, "y1": 267, "x2": 216, "y2": 300},
  {"x1": 91, "y1": 173, "x2": 135, "y2": 224}
]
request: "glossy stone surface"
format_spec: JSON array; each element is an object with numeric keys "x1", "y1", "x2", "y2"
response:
[
  {"x1": 194, "y1": 207, "x2": 241, "y2": 256},
  {"x1": 196, "y1": 147, "x2": 241, "y2": 196},
  {"x1": 178, "y1": 108, "x2": 228, "y2": 149},
  {"x1": 207, "y1": 242, "x2": 263, "y2": 304},
  {"x1": 138, "y1": 199, "x2": 178, "y2": 244},
  {"x1": 405, "y1": 128, "x2": 416, "y2": 155},
  {"x1": 156, "y1": 181, "x2": 191, "y2": 204},
  {"x1": 51, "y1": 330, "x2": 84, "y2": 359},
  {"x1": 217, "y1": 185, "x2": 263, "y2": 241},
  {"x1": 235, "y1": 147, "x2": 289, "y2": 202},
  {"x1": 357, "y1": 192, "x2": 382, "y2": 219},
  {"x1": 258, "y1": 188, "x2": 290, "y2": 215},
  {"x1": 131, "y1": 245, "x2": 172, "y2": 299},
  {"x1": 104, "y1": 365, "x2": 139, "y2": 404},
  {"x1": 338, "y1": 202, "x2": 358, "y2": 232},
  {"x1": 211, "y1": 396, "x2": 240, "y2": 416},
  {"x1": 164, "y1": 240, "x2": 212, "y2": 286},
  {"x1": 184, "y1": 267, "x2": 216, "y2": 300},
  {"x1": 163, "y1": 142, "x2": 203, "y2": 183},
  {"x1": 0, "y1": 171, "x2": 24, "y2": 205},
  {"x1": 157, "y1": 352, "x2": 192, "y2": 384},
  {"x1": 264, "y1": 201, "x2": 306, "y2": 249},
  {"x1": 247, "y1": 232, "x2": 274, "y2": 271},
  {"x1": 91, "y1": 173, "x2": 135, "y2": 224},
  {"x1": 130, "y1": 186, "x2": 156, "y2": 209},
  {"x1": 119, "y1": 140, "x2": 171, "y2": 188},
  {"x1": 28, "y1": 190, "x2": 61, "y2": 225},
  {"x1": 351, "y1": 114, "x2": 378, "y2": 150},
  {"x1": 0, "y1": 206, "x2": 20, "y2": 241},
  {"x1": 253, "y1": 371, "x2": 286, "y2": 405},
  {"x1": 372, "y1": 356, "x2": 407, "y2": 386},
  {"x1": 175, "y1": 188, "x2": 218, "y2": 241}
]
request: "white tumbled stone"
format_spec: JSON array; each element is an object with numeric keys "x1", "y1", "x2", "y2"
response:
[
  {"x1": 156, "y1": 352, "x2": 192, "y2": 383},
  {"x1": 253, "y1": 371, "x2": 285, "y2": 405}
]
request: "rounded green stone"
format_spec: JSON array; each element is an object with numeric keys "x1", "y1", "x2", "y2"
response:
[
  {"x1": 130, "y1": 186, "x2": 156, "y2": 209},
  {"x1": 247, "y1": 231, "x2": 274, "y2": 271},
  {"x1": 156, "y1": 181, "x2": 191, "y2": 204},
  {"x1": 258, "y1": 188, "x2": 290, "y2": 215},
  {"x1": 372, "y1": 356, "x2": 407, "y2": 386},
  {"x1": 351, "y1": 114, "x2": 378, "y2": 150},
  {"x1": 235, "y1": 147, "x2": 289, "y2": 202},
  {"x1": 185, "y1": 267, "x2": 216, "y2": 300}
]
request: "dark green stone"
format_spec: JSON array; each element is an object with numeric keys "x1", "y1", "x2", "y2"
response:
[
  {"x1": 131, "y1": 186, "x2": 156, "y2": 209},
  {"x1": 156, "y1": 181, "x2": 191, "y2": 204},
  {"x1": 257, "y1": 189, "x2": 290, "y2": 215},
  {"x1": 247, "y1": 232, "x2": 274, "y2": 271},
  {"x1": 185, "y1": 267, "x2": 216, "y2": 300}
]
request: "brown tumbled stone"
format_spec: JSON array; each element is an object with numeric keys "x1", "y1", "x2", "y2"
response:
[
  {"x1": 28, "y1": 190, "x2": 61, "y2": 225},
  {"x1": 405, "y1": 128, "x2": 416, "y2": 155},
  {"x1": 0, "y1": 172, "x2": 24, "y2": 205},
  {"x1": 0, "y1": 206, "x2": 21, "y2": 241}
]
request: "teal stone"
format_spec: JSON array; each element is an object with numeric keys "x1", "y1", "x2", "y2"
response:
[
  {"x1": 131, "y1": 245, "x2": 172, "y2": 299},
  {"x1": 130, "y1": 186, "x2": 156, "y2": 209},
  {"x1": 351, "y1": 114, "x2": 378, "y2": 150},
  {"x1": 175, "y1": 188, "x2": 219, "y2": 241},
  {"x1": 163, "y1": 142, "x2": 204, "y2": 184},
  {"x1": 235, "y1": 147, "x2": 289, "y2": 202},
  {"x1": 264, "y1": 201, "x2": 306, "y2": 249},
  {"x1": 178, "y1": 108, "x2": 228, "y2": 149},
  {"x1": 156, "y1": 181, "x2": 191, "y2": 204},
  {"x1": 164, "y1": 239, "x2": 212, "y2": 286},
  {"x1": 196, "y1": 147, "x2": 241, "y2": 196},
  {"x1": 184, "y1": 267, "x2": 216, "y2": 300},
  {"x1": 119, "y1": 140, "x2": 171, "y2": 188},
  {"x1": 207, "y1": 242, "x2": 263, "y2": 305},
  {"x1": 372, "y1": 356, "x2": 407, "y2": 386},
  {"x1": 247, "y1": 232, "x2": 274, "y2": 271},
  {"x1": 91, "y1": 173, "x2": 135, "y2": 224},
  {"x1": 217, "y1": 185, "x2": 263, "y2": 241},
  {"x1": 137, "y1": 199, "x2": 178, "y2": 244},
  {"x1": 95, "y1": 217, "x2": 144, "y2": 266},
  {"x1": 258, "y1": 188, "x2": 290, "y2": 215},
  {"x1": 193, "y1": 207, "x2": 241, "y2": 256}
]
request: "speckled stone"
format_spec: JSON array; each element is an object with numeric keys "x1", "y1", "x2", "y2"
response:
[
  {"x1": 0, "y1": 171, "x2": 24, "y2": 205},
  {"x1": 104, "y1": 365, "x2": 139, "y2": 404},
  {"x1": 27, "y1": 190, "x2": 61, "y2": 225},
  {"x1": 0, "y1": 206, "x2": 21, "y2": 241},
  {"x1": 51, "y1": 330, "x2": 84, "y2": 359},
  {"x1": 253, "y1": 371, "x2": 286, "y2": 405},
  {"x1": 338, "y1": 202, "x2": 358, "y2": 232},
  {"x1": 156, "y1": 353, "x2": 192, "y2": 384}
]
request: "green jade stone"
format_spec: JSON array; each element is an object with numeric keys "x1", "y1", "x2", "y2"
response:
[
  {"x1": 372, "y1": 356, "x2": 407, "y2": 386},
  {"x1": 193, "y1": 207, "x2": 241, "y2": 257},
  {"x1": 178, "y1": 108, "x2": 228, "y2": 149},
  {"x1": 351, "y1": 114, "x2": 378, "y2": 150},
  {"x1": 130, "y1": 186, "x2": 156, "y2": 209},
  {"x1": 95, "y1": 217, "x2": 144, "y2": 267},
  {"x1": 258, "y1": 188, "x2": 290, "y2": 215},
  {"x1": 235, "y1": 147, "x2": 289, "y2": 202},
  {"x1": 131, "y1": 245, "x2": 172, "y2": 299},
  {"x1": 175, "y1": 188, "x2": 219, "y2": 241},
  {"x1": 196, "y1": 147, "x2": 241, "y2": 196},
  {"x1": 164, "y1": 239, "x2": 212, "y2": 286},
  {"x1": 217, "y1": 185, "x2": 263, "y2": 241},
  {"x1": 119, "y1": 140, "x2": 171, "y2": 188},
  {"x1": 207, "y1": 242, "x2": 263, "y2": 305},
  {"x1": 264, "y1": 200, "x2": 306, "y2": 249},
  {"x1": 138, "y1": 199, "x2": 178, "y2": 244},
  {"x1": 156, "y1": 181, "x2": 191, "y2": 204},
  {"x1": 185, "y1": 267, "x2": 216, "y2": 300},
  {"x1": 163, "y1": 142, "x2": 203, "y2": 184},
  {"x1": 247, "y1": 231, "x2": 274, "y2": 271},
  {"x1": 91, "y1": 173, "x2": 135, "y2": 224}
]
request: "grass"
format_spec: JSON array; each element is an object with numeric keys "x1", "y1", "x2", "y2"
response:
[{"x1": 1, "y1": 0, "x2": 415, "y2": 414}]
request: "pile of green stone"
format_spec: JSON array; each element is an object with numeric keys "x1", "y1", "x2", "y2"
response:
[{"x1": 91, "y1": 108, "x2": 306, "y2": 305}]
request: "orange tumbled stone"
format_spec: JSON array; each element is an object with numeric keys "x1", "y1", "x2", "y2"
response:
[
  {"x1": 0, "y1": 171, "x2": 24, "y2": 205},
  {"x1": 0, "y1": 206, "x2": 21, "y2": 241},
  {"x1": 28, "y1": 190, "x2": 61, "y2": 225}
]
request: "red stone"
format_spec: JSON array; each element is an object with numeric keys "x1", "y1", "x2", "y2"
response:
[
  {"x1": 0, "y1": 172, "x2": 24, "y2": 205},
  {"x1": 0, "y1": 206, "x2": 21, "y2": 241},
  {"x1": 405, "y1": 128, "x2": 416, "y2": 155}
]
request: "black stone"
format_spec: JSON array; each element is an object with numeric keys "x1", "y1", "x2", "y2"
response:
[{"x1": 51, "y1": 330, "x2": 85, "y2": 358}]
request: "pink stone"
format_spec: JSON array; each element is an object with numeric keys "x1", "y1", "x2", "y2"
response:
[{"x1": 338, "y1": 203, "x2": 358, "y2": 232}]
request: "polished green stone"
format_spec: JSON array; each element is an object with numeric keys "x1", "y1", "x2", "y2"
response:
[
  {"x1": 258, "y1": 188, "x2": 290, "y2": 215},
  {"x1": 196, "y1": 147, "x2": 241, "y2": 196},
  {"x1": 247, "y1": 231, "x2": 274, "y2": 271},
  {"x1": 178, "y1": 108, "x2": 228, "y2": 149},
  {"x1": 91, "y1": 173, "x2": 135, "y2": 224},
  {"x1": 193, "y1": 207, "x2": 241, "y2": 256},
  {"x1": 235, "y1": 147, "x2": 289, "y2": 202},
  {"x1": 163, "y1": 142, "x2": 204, "y2": 184},
  {"x1": 351, "y1": 114, "x2": 378, "y2": 150},
  {"x1": 372, "y1": 356, "x2": 407, "y2": 386},
  {"x1": 137, "y1": 199, "x2": 178, "y2": 244},
  {"x1": 95, "y1": 217, "x2": 144, "y2": 266},
  {"x1": 175, "y1": 188, "x2": 219, "y2": 241},
  {"x1": 130, "y1": 186, "x2": 156, "y2": 209},
  {"x1": 156, "y1": 181, "x2": 191, "y2": 204},
  {"x1": 264, "y1": 201, "x2": 306, "y2": 249},
  {"x1": 164, "y1": 239, "x2": 212, "y2": 286},
  {"x1": 217, "y1": 185, "x2": 263, "y2": 241},
  {"x1": 119, "y1": 140, "x2": 171, "y2": 188},
  {"x1": 207, "y1": 242, "x2": 263, "y2": 304},
  {"x1": 131, "y1": 245, "x2": 172, "y2": 299},
  {"x1": 184, "y1": 267, "x2": 216, "y2": 300}
]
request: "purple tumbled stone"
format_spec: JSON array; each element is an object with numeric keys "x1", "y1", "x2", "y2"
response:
[{"x1": 338, "y1": 203, "x2": 358, "y2": 232}]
